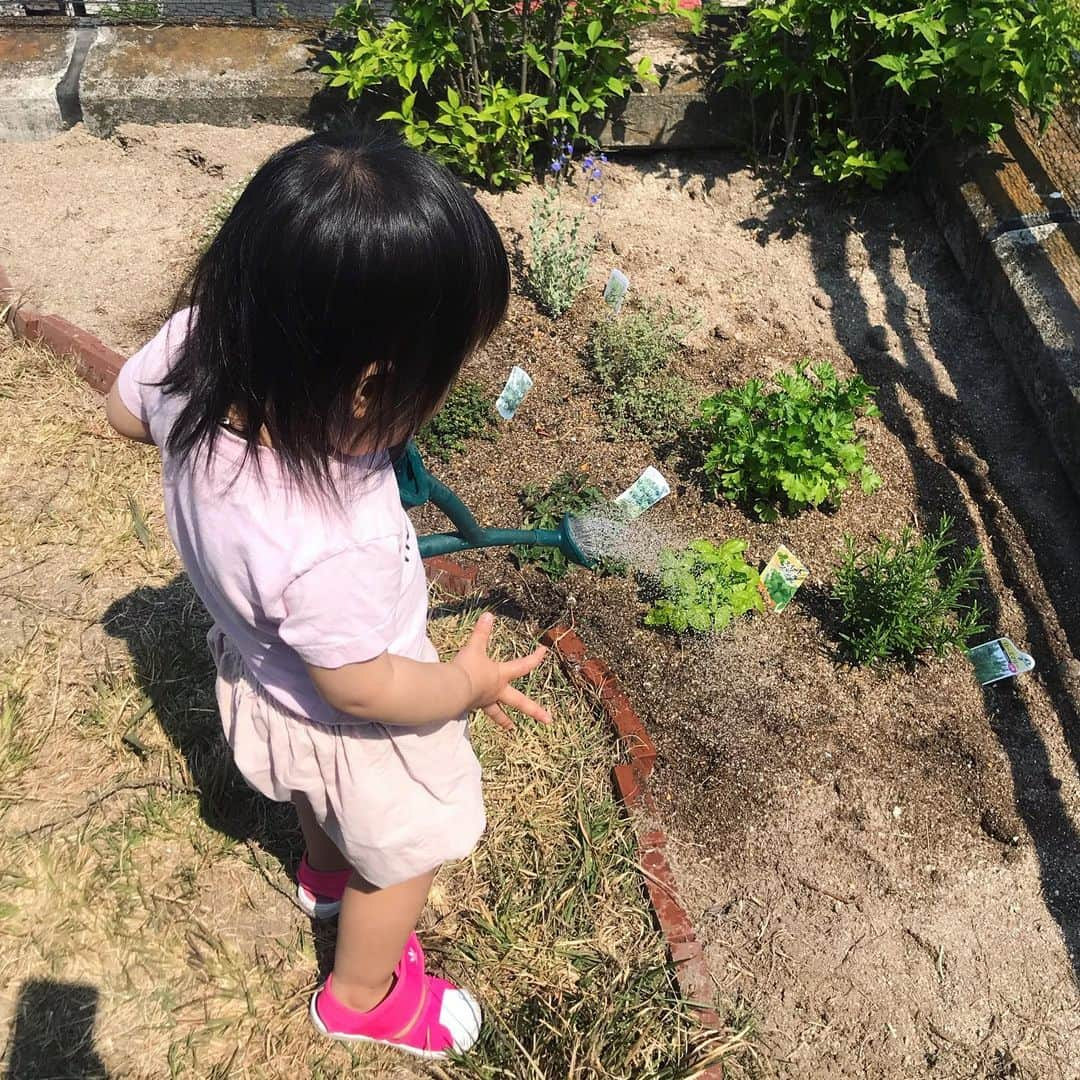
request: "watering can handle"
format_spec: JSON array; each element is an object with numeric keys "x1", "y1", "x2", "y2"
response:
[
  {"x1": 394, "y1": 441, "x2": 432, "y2": 509},
  {"x1": 393, "y1": 440, "x2": 486, "y2": 545}
]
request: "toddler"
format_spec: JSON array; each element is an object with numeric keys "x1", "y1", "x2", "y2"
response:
[{"x1": 106, "y1": 130, "x2": 552, "y2": 1059}]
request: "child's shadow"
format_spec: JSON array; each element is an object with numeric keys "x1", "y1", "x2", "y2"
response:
[{"x1": 102, "y1": 575, "x2": 301, "y2": 877}]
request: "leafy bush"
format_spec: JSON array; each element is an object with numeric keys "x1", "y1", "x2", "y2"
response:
[
  {"x1": 323, "y1": 0, "x2": 699, "y2": 189},
  {"x1": 696, "y1": 361, "x2": 881, "y2": 521},
  {"x1": 417, "y1": 379, "x2": 496, "y2": 462},
  {"x1": 514, "y1": 471, "x2": 605, "y2": 579},
  {"x1": 725, "y1": 0, "x2": 1080, "y2": 188},
  {"x1": 527, "y1": 188, "x2": 595, "y2": 318},
  {"x1": 832, "y1": 516, "x2": 985, "y2": 664},
  {"x1": 587, "y1": 304, "x2": 685, "y2": 385},
  {"x1": 645, "y1": 539, "x2": 764, "y2": 633},
  {"x1": 604, "y1": 375, "x2": 693, "y2": 442},
  {"x1": 586, "y1": 303, "x2": 694, "y2": 440}
]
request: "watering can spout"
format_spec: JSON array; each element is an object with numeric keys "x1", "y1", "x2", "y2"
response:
[{"x1": 394, "y1": 440, "x2": 596, "y2": 568}]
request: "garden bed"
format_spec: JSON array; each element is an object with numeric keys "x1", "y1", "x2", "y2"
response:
[{"x1": 4, "y1": 122, "x2": 1080, "y2": 1077}]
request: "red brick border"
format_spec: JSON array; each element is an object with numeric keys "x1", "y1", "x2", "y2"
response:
[
  {"x1": 2, "y1": 266, "x2": 722, "y2": 1074},
  {"x1": 1, "y1": 265, "x2": 126, "y2": 394}
]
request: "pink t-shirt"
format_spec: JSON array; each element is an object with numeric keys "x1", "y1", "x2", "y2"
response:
[{"x1": 117, "y1": 309, "x2": 434, "y2": 725}]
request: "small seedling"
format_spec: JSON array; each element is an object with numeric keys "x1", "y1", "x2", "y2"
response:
[
  {"x1": 645, "y1": 539, "x2": 763, "y2": 634},
  {"x1": 697, "y1": 361, "x2": 881, "y2": 521},
  {"x1": 514, "y1": 472, "x2": 605, "y2": 580},
  {"x1": 832, "y1": 516, "x2": 986, "y2": 665},
  {"x1": 527, "y1": 189, "x2": 594, "y2": 319},
  {"x1": 417, "y1": 379, "x2": 496, "y2": 463}
]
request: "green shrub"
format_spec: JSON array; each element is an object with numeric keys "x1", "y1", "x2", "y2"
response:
[
  {"x1": 604, "y1": 375, "x2": 693, "y2": 442},
  {"x1": 832, "y1": 516, "x2": 985, "y2": 664},
  {"x1": 725, "y1": 0, "x2": 1080, "y2": 188},
  {"x1": 322, "y1": 0, "x2": 699, "y2": 189},
  {"x1": 417, "y1": 379, "x2": 496, "y2": 462},
  {"x1": 645, "y1": 539, "x2": 764, "y2": 634},
  {"x1": 586, "y1": 304, "x2": 694, "y2": 440},
  {"x1": 514, "y1": 471, "x2": 605, "y2": 579},
  {"x1": 587, "y1": 305, "x2": 685, "y2": 385},
  {"x1": 527, "y1": 189, "x2": 595, "y2": 318},
  {"x1": 696, "y1": 361, "x2": 881, "y2": 521}
]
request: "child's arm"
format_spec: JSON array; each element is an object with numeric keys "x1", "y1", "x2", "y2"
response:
[
  {"x1": 307, "y1": 612, "x2": 551, "y2": 731},
  {"x1": 106, "y1": 382, "x2": 155, "y2": 444}
]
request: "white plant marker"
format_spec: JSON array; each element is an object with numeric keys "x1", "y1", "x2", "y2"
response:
[
  {"x1": 496, "y1": 366, "x2": 533, "y2": 420},
  {"x1": 614, "y1": 466, "x2": 670, "y2": 519},
  {"x1": 603, "y1": 269, "x2": 630, "y2": 313}
]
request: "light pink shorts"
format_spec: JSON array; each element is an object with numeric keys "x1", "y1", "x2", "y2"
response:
[{"x1": 209, "y1": 628, "x2": 486, "y2": 888}]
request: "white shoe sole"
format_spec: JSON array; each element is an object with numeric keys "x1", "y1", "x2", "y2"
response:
[{"x1": 296, "y1": 884, "x2": 342, "y2": 920}]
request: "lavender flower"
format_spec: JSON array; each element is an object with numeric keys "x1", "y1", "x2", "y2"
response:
[
  {"x1": 591, "y1": 167, "x2": 602, "y2": 181},
  {"x1": 589, "y1": 193, "x2": 601, "y2": 205},
  {"x1": 550, "y1": 159, "x2": 563, "y2": 173}
]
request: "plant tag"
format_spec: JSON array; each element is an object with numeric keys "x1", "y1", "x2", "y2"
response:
[
  {"x1": 496, "y1": 365, "x2": 533, "y2": 420},
  {"x1": 967, "y1": 637, "x2": 1035, "y2": 686},
  {"x1": 758, "y1": 544, "x2": 809, "y2": 613},
  {"x1": 603, "y1": 268, "x2": 630, "y2": 313},
  {"x1": 614, "y1": 466, "x2": 670, "y2": 519}
]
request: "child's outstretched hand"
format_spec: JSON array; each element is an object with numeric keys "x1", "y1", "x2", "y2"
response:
[{"x1": 452, "y1": 612, "x2": 552, "y2": 731}]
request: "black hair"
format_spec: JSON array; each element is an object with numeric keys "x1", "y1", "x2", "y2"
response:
[{"x1": 161, "y1": 129, "x2": 510, "y2": 491}]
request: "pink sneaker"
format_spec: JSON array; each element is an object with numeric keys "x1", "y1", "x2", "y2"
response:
[
  {"x1": 309, "y1": 945, "x2": 481, "y2": 1058},
  {"x1": 295, "y1": 853, "x2": 352, "y2": 919}
]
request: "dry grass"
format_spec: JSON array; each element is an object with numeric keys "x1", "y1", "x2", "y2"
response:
[{"x1": 0, "y1": 334, "x2": 741, "y2": 1078}]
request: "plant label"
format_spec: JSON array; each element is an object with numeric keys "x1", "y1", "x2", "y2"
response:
[
  {"x1": 967, "y1": 637, "x2": 1035, "y2": 686},
  {"x1": 614, "y1": 466, "x2": 670, "y2": 519},
  {"x1": 603, "y1": 269, "x2": 630, "y2": 313},
  {"x1": 759, "y1": 544, "x2": 809, "y2": 613},
  {"x1": 496, "y1": 365, "x2": 533, "y2": 420}
]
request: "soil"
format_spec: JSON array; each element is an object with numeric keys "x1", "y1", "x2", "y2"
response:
[{"x1": 4, "y1": 121, "x2": 1080, "y2": 1078}]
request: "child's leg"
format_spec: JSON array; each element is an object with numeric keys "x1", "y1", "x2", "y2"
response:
[
  {"x1": 331, "y1": 868, "x2": 437, "y2": 1012},
  {"x1": 293, "y1": 794, "x2": 350, "y2": 873}
]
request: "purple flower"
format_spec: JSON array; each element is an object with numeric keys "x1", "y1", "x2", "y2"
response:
[
  {"x1": 582, "y1": 155, "x2": 595, "y2": 170},
  {"x1": 589, "y1": 193, "x2": 601, "y2": 205},
  {"x1": 599, "y1": 153, "x2": 609, "y2": 163},
  {"x1": 550, "y1": 159, "x2": 563, "y2": 173},
  {"x1": 564, "y1": 142, "x2": 574, "y2": 155},
  {"x1": 591, "y1": 167, "x2": 602, "y2": 180}
]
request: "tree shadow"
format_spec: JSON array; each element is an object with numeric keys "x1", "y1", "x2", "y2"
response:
[
  {"x1": 4, "y1": 980, "x2": 108, "y2": 1080},
  {"x1": 794, "y1": 178, "x2": 1080, "y2": 982},
  {"x1": 101, "y1": 575, "x2": 300, "y2": 872}
]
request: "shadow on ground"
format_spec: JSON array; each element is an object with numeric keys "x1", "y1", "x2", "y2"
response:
[
  {"x1": 102, "y1": 577, "x2": 301, "y2": 873},
  {"x1": 745, "y1": 169, "x2": 1080, "y2": 983},
  {"x1": 4, "y1": 980, "x2": 108, "y2": 1080}
]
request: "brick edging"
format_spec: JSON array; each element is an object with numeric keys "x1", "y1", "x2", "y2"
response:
[
  {"x1": 539, "y1": 624, "x2": 723, "y2": 1047},
  {"x1": 432, "y1": 560, "x2": 724, "y2": 1066},
  {"x1": 1, "y1": 263, "x2": 125, "y2": 392},
  {"x1": 3, "y1": 272, "x2": 723, "y2": 1073}
]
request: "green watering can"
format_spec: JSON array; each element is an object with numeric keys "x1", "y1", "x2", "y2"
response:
[{"x1": 393, "y1": 440, "x2": 596, "y2": 568}]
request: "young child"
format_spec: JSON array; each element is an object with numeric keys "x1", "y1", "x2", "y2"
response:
[{"x1": 105, "y1": 130, "x2": 553, "y2": 1059}]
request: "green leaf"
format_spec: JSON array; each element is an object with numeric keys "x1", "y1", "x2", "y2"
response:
[
  {"x1": 587, "y1": 18, "x2": 603, "y2": 43},
  {"x1": 871, "y1": 54, "x2": 906, "y2": 72}
]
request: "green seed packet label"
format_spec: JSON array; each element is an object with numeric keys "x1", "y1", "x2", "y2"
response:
[
  {"x1": 967, "y1": 637, "x2": 1035, "y2": 685},
  {"x1": 758, "y1": 544, "x2": 809, "y2": 612},
  {"x1": 603, "y1": 269, "x2": 630, "y2": 313}
]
